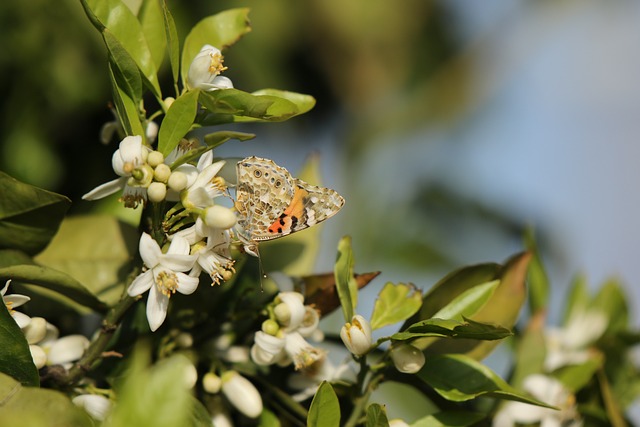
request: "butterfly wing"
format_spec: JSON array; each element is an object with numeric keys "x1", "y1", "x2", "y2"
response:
[{"x1": 235, "y1": 156, "x2": 345, "y2": 245}]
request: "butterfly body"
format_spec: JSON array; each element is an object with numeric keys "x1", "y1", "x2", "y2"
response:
[{"x1": 235, "y1": 156, "x2": 345, "y2": 256}]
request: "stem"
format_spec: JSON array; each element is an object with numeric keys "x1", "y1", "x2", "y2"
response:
[
  {"x1": 344, "y1": 368, "x2": 384, "y2": 427},
  {"x1": 62, "y1": 282, "x2": 139, "y2": 386}
]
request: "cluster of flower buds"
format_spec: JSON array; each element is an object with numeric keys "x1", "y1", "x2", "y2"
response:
[
  {"x1": 251, "y1": 292, "x2": 325, "y2": 371},
  {"x1": 202, "y1": 371, "x2": 263, "y2": 420}
]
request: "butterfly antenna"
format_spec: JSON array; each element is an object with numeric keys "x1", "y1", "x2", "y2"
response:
[{"x1": 256, "y1": 246, "x2": 267, "y2": 291}]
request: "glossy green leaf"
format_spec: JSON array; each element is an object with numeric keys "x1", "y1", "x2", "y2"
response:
[
  {"x1": 104, "y1": 29, "x2": 143, "y2": 102},
  {"x1": 85, "y1": 0, "x2": 161, "y2": 97},
  {"x1": 366, "y1": 403, "x2": 390, "y2": 427},
  {"x1": 0, "y1": 373, "x2": 91, "y2": 426},
  {"x1": 524, "y1": 228, "x2": 549, "y2": 314},
  {"x1": 334, "y1": 236, "x2": 357, "y2": 323},
  {"x1": 161, "y1": 0, "x2": 180, "y2": 86},
  {"x1": 259, "y1": 408, "x2": 282, "y2": 427},
  {"x1": 139, "y1": 0, "x2": 166, "y2": 72},
  {"x1": 158, "y1": 89, "x2": 200, "y2": 156},
  {"x1": 109, "y1": 347, "x2": 194, "y2": 427},
  {"x1": 307, "y1": 381, "x2": 340, "y2": 427},
  {"x1": 411, "y1": 411, "x2": 485, "y2": 427},
  {"x1": 432, "y1": 280, "x2": 499, "y2": 321},
  {"x1": 0, "y1": 172, "x2": 70, "y2": 256},
  {"x1": 181, "y1": 8, "x2": 251, "y2": 87},
  {"x1": 405, "y1": 263, "x2": 500, "y2": 327},
  {"x1": 388, "y1": 318, "x2": 511, "y2": 342},
  {"x1": 0, "y1": 297, "x2": 38, "y2": 386},
  {"x1": 417, "y1": 253, "x2": 530, "y2": 361},
  {"x1": 370, "y1": 282, "x2": 422, "y2": 330},
  {"x1": 34, "y1": 215, "x2": 138, "y2": 307},
  {"x1": 0, "y1": 265, "x2": 107, "y2": 313},
  {"x1": 418, "y1": 354, "x2": 552, "y2": 406},
  {"x1": 108, "y1": 62, "x2": 145, "y2": 137},
  {"x1": 168, "y1": 131, "x2": 256, "y2": 169},
  {"x1": 199, "y1": 89, "x2": 313, "y2": 124}
]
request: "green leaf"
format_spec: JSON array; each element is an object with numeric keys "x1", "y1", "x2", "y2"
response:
[
  {"x1": 370, "y1": 283, "x2": 422, "y2": 330},
  {"x1": 524, "y1": 228, "x2": 549, "y2": 314},
  {"x1": 307, "y1": 381, "x2": 340, "y2": 427},
  {"x1": 158, "y1": 89, "x2": 200, "y2": 156},
  {"x1": 405, "y1": 263, "x2": 500, "y2": 326},
  {"x1": 0, "y1": 372, "x2": 91, "y2": 426},
  {"x1": 181, "y1": 8, "x2": 251, "y2": 88},
  {"x1": 85, "y1": 0, "x2": 161, "y2": 97},
  {"x1": 432, "y1": 280, "x2": 499, "y2": 321},
  {"x1": 552, "y1": 357, "x2": 602, "y2": 393},
  {"x1": 34, "y1": 215, "x2": 138, "y2": 307},
  {"x1": 199, "y1": 89, "x2": 314, "y2": 124},
  {"x1": 168, "y1": 131, "x2": 256, "y2": 169},
  {"x1": 416, "y1": 253, "x2": 530, "y2": 361},
  {"x1": 0, "y1": 296, "x2": 39, "y2": 386},
  {"x1": 411, "y1": 411, "x2": 485, "y2": 427},
  {"x1": 0, "y1": 172, "x2": 70, "y2": 256},
  {"x1": 139, "y1": 0, "x2": 166, "y2": 72},
  {"x1": 334, "y1": 236, "x2": 357, "y2": 323},
  {"x1": 510, "y1": 312, "x2": 546, "y2": 389},
  {"x1": 108, "y1": 62, "x2": 145, "y2": 137},
  {"x1": 366, "y1": 403, "x2": 389, "y2": 427},
  {"x1": 104, "y1": 29, "x2": 143, "y2": 102},
  {"x1": 592, "y1": 278, "x2": 628, "y2": 333},
  {"x1": 388, "y1": 318, "x2": 512, "y2": 342},
  {"x1": 563, "y1": 274, "x2": 590, "y2": 325},
  {"x1": 0, "y1": 265, "x2": 107, "y2": 313},
  {"x1": 161, "y1": 0, "x2": 180, "y2": 86},
  {"x1": 418, "y1": 354, "x2": 553, "y2": 407},
  {"x1": 259, "y1": 408, "x2": 282, "y2": 427},
  {"x1": 109, "y1": 346, "x2": 194, "y2": 427}
]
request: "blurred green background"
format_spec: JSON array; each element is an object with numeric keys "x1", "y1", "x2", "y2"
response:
[{"x1": 3, "y1": 0, "x2": 640, "y2": 326}]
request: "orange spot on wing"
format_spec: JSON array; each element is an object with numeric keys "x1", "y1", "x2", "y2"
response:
[{"x1": 267, "y1": 187, "x2": 308, "y2": 234}]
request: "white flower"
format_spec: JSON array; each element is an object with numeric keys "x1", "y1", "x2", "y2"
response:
[
  {"x1": 187, "y1": 45, "x2": 234, "y2": 91},
  {"x1": 288, "y1": 358, "x2": 357, "y2": 402},
  {"x1": 340, "y1": 315, "x2": 372, "y2": 356},
  {"x1": 274, "y1": 292, "x2": 306, "y2": 331},
  {"x1": 221, "y1": 371, "x2": 263, "y2": 418},
  {"x1": 179, "y1": 158, "x2": 227, "y2": 209},
  {"x1": 1, "y1": 280, "x2": 31, "y2": 329},
  {"x1": 493, "y1": 374, "x2": 581, "y2": 427},
  {"x1": 29, "y1": 345, "x2": 47, "y2": 369},
  {"x1": 82, "y1": 135, "x2": 152, "y2": 208},
  {"x1": 72, "y1": 394, "x2": 112, "y2": 421},
  {"x1": 390, "y1": 344, "x2": 425, "y2": 374},
  {"x1": 251, "y1": 331, "x2": 285, "y2": 366},
  {"x1": 127, "y1": 233, "x2": 198, "y2": 331},
  {"x1": 544, "y1": 309, "x2": 608, "y2": 371},
  {"x1": 284, "y1": 331, "x2": 326, "y2": 370},
  {"x1": 185, "y1": 220, "x2": 235, "y2": 285}
]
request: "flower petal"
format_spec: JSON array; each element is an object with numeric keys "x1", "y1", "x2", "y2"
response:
[
  {"x1": 196, "y1": 150, "x2": 214, "y2": 171},
  {"x1": 47, "y1": 335, "x2": 90, "y2": 365},
  {"x1": 12, "y1": 311, "x2": 31, "y2": 329},
  {"x1": 128, "y1": 270, "x2": 154, "y2": 296},
  {"x1": 147, "y1": 286, "x2": 169, "y2": 331},
  {"x1": 167, "y1": 235, "x2": 191, "y2": 255},
  {"x1": 139, "y1": 233, "x2": 162, "y2": 268},
  {"x1": 82, "y1": 177, "x2": 127, "y2": 200},
  {"x1": 176, "y1": 272, "x2": 199, "y2": 295}
]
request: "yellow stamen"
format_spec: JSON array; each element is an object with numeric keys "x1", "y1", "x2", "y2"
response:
[
  {"x1": 209, "y1": 51, "x2": 228, "y2": 75},
  {"x1": 156, "y1": 271, "x2": 180, "y2": 296}
]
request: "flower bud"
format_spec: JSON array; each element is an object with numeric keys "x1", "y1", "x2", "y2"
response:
[
  {"x1": 167, "y1": 171, "x2": 188, "y2": 192},
  {"x1": 145, "y1": 121, "x2": 159, "y2": 143},
  {"x1": 262, "y1": 319, "x2": 280, "y2": 336},
  {"x1": 275, "y1": 292, "x2": 305, "y2": 331},
  {"x1": 221, "y1": 371, "x2": 263, "y2": 418},
  {"x1": 147, "y1": 182, "x2": 167, "y2": 203},
  {"x1": 183, "y1": 361, "x2": 199, "y2": 389},
  {"x1": 46, "y1": 335, "x2": 90, "y2": 366},
  {"x1": 390, "y1": 344, "x2": 425, "y2": 374},
  {"x1": 72, "y1": 394, "x2": 112, "y2": 421},
  {"x1": 202, "y1": 372, "x2": 222, "y2": 393},
  {"x1": 164, "y1": 97, "x2": 175, "y2": 109},
  {"x1": 29, "y1": 345, "x2": 47, "y2": 369},
  {"x1": 23, "y1": 317, "x2": 47, "y2": 344},
  {"x1": 175, "y1": 332, "x2": 193, "y2": 348},
  {"x1": 204, "y1": 205, "x2": 237, "y2": 229},
  {"x1": 147, "y1": 150, "x2": 165, "y2": 168},
  {"x1": 154, "y1": 163, "x2": 171, "y2": 182},
  {"x1": 340, "y1": 315, "x2": 372, "y2": 356}
]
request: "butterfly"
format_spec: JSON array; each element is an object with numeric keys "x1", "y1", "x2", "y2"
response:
[{"x1": 234, "y1": 156, "x2": 345, "y2": 257}]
